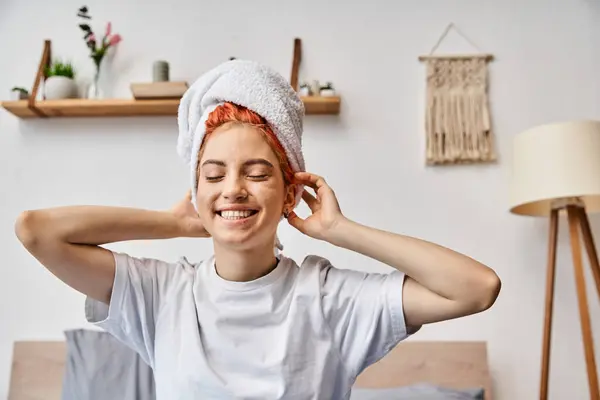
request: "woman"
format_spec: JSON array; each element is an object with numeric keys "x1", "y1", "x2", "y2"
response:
[{"x1": 15, "y1": 62, "x2": 500, "y2": 399}]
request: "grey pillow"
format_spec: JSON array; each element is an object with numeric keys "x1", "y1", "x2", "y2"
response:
[
  {"x1": 350, "y1": 383, "x2": 485, "y2": 400},
  {"x1": 62, "y1": 329, "x2": 156, "y2": 400}
]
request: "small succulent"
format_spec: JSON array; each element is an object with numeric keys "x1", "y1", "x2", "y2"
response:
[
  {"x1": 11, "y1": 87, "x2": 29, "y2": 95},
  {"x1": 299, "y1": 82, "x2": 312, "y2": 95}
]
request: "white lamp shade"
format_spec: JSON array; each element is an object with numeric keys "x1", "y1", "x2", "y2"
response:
[{"x1": 509, "y1": 120, "x2": 600, "y2": 216}]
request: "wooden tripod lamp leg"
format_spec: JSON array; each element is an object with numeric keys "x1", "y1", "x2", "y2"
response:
[
  {"x1": 576, "y1": 206, "x2": 600, "y2": 301},
  {"x1": 567, "y1": 205, "x2": 600, "y2": 400},
  {"x1": 540, "y1": 208, "x2": 559, "y2": 400}
]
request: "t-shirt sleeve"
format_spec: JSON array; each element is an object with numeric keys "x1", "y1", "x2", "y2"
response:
[
  {"x1": 317, "y1": 257, "x2": 415, "y2": 377},
  {"x1": 84, "y1": 251, "x2": 174, "y2": 368}
]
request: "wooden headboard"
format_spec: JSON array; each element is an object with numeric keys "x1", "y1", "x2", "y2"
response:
[
  {"x1": 355, "y1": 341, "x2": 493, "y2": 398},
  {"x1": 8, "y1": 340, "x2": 492, "y2": 399}
]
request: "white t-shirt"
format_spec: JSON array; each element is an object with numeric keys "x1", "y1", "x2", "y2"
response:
[{"x1": 85, "y1": 251, "x2": 413, "y2": 399}]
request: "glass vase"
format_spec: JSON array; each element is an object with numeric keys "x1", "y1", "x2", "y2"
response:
[{"x1": 87, "y1": 63, "x2": 104, "y2": 99}]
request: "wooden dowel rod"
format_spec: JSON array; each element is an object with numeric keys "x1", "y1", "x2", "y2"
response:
[{"x1": 418, "y1": 54, "x2": 494, "y2": 61}]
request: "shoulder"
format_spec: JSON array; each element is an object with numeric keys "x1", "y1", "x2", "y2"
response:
[
  {"x1": 112, "y1": 251, "x2": 203, "y2": 282},
  {"x1": 293, "y1": 254, "x2": 407, "y2": 299},
  {"x1": 294, "y1": 254, "x2": 333, "y2": 280},
  {"x1": 113, "y1": 251, "x2": 195, "y2": 268},
  {"x1": 297, "y1": 254, "x2": 331, "y2": 271},
  {"x1": 296, "y1": 254, "x2": 391, "y2": 279},
  {"x1": 294, "y1": 254, "x2": 387, "y2": 289}
]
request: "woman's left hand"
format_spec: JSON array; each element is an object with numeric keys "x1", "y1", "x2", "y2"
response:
[{"x1": 286, "y1": 172, "x2": 346, "y2": 242}]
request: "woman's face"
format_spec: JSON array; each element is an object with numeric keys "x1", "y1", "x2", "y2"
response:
[{"x1": 196, "y1": 123, "x2": 295, "y2": 250}]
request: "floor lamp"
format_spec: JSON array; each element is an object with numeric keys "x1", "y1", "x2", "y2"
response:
[{"x1": 509, "y1": 120, "x2": 600, "y2": 400}]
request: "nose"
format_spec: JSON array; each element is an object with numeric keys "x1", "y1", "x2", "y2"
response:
[{"x1": 222, "y1": 175, "x2": 248, "y2": 201}]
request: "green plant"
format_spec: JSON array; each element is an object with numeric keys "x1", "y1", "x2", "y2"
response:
[
  {"x1": 11, "y1": 87, "x2": 29, "y2": 95},
  {"x1": 45, "y1": 60, "x2": 76, "y2": 79}
]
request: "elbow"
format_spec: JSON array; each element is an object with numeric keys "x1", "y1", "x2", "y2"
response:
[
  {"x1": 15, "y1": 210, "x2": 43, "y2": 249},
  {"x1": 457, "y1": 268, "x2": 501, "y2": 315},
  {"x1": 472, "y1": 269, "x2": 501, "y2": 312}
]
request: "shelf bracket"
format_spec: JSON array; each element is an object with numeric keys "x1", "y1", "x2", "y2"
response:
[
  {"x1": 290, "y1": 38, "x2": 301, "y2": 92},
  {"x1": 28, "y1": 40, "x2": 51, "y2": 118}
]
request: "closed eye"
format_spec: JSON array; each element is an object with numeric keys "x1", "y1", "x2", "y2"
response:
[{"x1": 205, "y1": 175, "x2": 268, "y2": 182}]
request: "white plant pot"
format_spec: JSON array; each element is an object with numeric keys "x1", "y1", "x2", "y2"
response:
[
  {"x1": 299, "y1": 87, "x2": 311, "y2": 96},
  {"x1": 44, "y1": 76, "x2": 78, "y2": 100},
  {"x1": 10, "y1": 91, "x2": 28, "y2": 101},
  {"x1": 319, "y1": 89, "x2": 336, "y2": 97}
]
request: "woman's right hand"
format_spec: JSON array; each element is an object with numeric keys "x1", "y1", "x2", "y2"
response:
[{"x1": 170, "y1": 190, "x2": 211, "y2": 238}]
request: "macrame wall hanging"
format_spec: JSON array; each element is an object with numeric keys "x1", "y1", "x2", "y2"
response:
[{"x1": 419, "y1": 23, "x2": 496, "y2": 165}]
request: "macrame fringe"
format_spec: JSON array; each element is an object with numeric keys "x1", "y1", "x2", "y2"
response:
[{"x1": 424, "y1": 57, "x2": 496, "y2": 165}]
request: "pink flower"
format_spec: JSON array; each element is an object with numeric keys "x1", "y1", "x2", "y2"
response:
[
  {"x1": 108, "y1": 34, "x2": 122, "y2": 46},
  {"x1": 105, "y1": 22, "x2": 112, "y2": 37},
  {"x1": 88, "y1": 33, "x2": 96, "y2": 42}
]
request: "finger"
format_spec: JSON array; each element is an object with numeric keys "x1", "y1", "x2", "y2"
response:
[
  {"x1": 301, "y1": 189, "x2": 319, "y2": 211},
  {"x1": 286, "y1": 211, "x2": 306, "y2": 233},
  {"x1": 287, "y1": 211, "x2": 306, "y2": 234},
  {"x1": 294, "y1": 172, "x2": 328, "y2": 192}
]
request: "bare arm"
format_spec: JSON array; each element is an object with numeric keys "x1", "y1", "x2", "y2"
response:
[
  {"x1": 15, "y1": 201, "x2": 207, "y2": 305},
  {"x1": 287, "y1": 172, "x2": 501, "y2": 330},
  {"x1": 328, "y1": 218, "x2": 501, "y2": 328}
]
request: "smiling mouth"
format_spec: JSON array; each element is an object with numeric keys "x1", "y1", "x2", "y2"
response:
[{"x1": 216, "y1": 210, "x2": 259, "y2": 220}]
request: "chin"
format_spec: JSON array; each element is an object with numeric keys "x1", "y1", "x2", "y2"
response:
[{"x1": 212, "y1": 231, "x2": 271, "y2": 252}]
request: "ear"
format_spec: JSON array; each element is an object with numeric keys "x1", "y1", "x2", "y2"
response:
[{"x1": 283, "y1": 184, "x2": 297, "y2": 213}]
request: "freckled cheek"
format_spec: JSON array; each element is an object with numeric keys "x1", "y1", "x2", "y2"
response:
[
  {"x1": 249, "y1": 181, "x2": 285, "y2": 212},
  {"x1": 196, "y1": 183, "x2": 220, "y2": 219}
]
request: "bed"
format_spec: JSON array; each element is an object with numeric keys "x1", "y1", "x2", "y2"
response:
[{"x1": 7, "y1": 339, "x2": 493, "y2": 399}]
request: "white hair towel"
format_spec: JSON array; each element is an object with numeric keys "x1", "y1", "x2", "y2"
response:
[{"x1": 176, "y1": 59, "x2": 306, "y2": 251}]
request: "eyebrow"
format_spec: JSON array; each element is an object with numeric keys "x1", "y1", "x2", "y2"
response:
[
  {"x1": 201, "y1": 159, "x2": 226, "y2": 167},
  {"x1": 201, "y1": 159, "x2": 275, "y2": 168}
]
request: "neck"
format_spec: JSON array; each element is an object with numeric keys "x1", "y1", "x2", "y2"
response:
[{"x1": 213, "y1": 240, "x2": 278, "y2": 282}]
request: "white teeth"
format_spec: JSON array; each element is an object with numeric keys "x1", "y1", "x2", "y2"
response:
[{"x1": 220, "y1": 210, "x2": 254, "y2": 220}]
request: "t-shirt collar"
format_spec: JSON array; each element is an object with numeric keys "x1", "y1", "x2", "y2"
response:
[{"x1": 207, "y1": 255, "x2": 289, "y2": 292}]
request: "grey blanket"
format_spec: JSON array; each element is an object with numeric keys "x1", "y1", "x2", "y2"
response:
[{"x1": 62, "y1": 329, "x2": 156, "y2": 400}]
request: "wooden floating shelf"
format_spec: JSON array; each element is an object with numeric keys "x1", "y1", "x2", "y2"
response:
[
  {"x1": 301, "y1": 96, "x2": 341, "y2": 115},
  {"x1": 0, "y1": 96, "x2": 340, "y2": 119},
  {"x1": 2, "y1": 38, "x2": 340, "y2": 120},
  {"x1": 1, "y1": 99, "x2": 178, "y2": 119}
]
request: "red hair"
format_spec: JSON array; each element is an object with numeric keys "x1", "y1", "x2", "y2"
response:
[{"x1": 197, "y1": 102, "x2": 294, "y2": 185}]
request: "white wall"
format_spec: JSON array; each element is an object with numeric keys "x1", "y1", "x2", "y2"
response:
[{"x1": 2, "y1": 0, "x2": 600, "y2": 399}]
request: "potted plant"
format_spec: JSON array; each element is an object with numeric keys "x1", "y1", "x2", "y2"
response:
[
  {"x1": 10, "y1": 87, "x2": 29, "y2": 101},
  {"x1": 299, "y1": 83, "x2": 312, "y2": 97},
  {"x1": 319, "y1": 82, "x2": 336, "y2": 97},
  {"x1": 44, "y1": 60, "x2": 78, "y2": 100}
]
